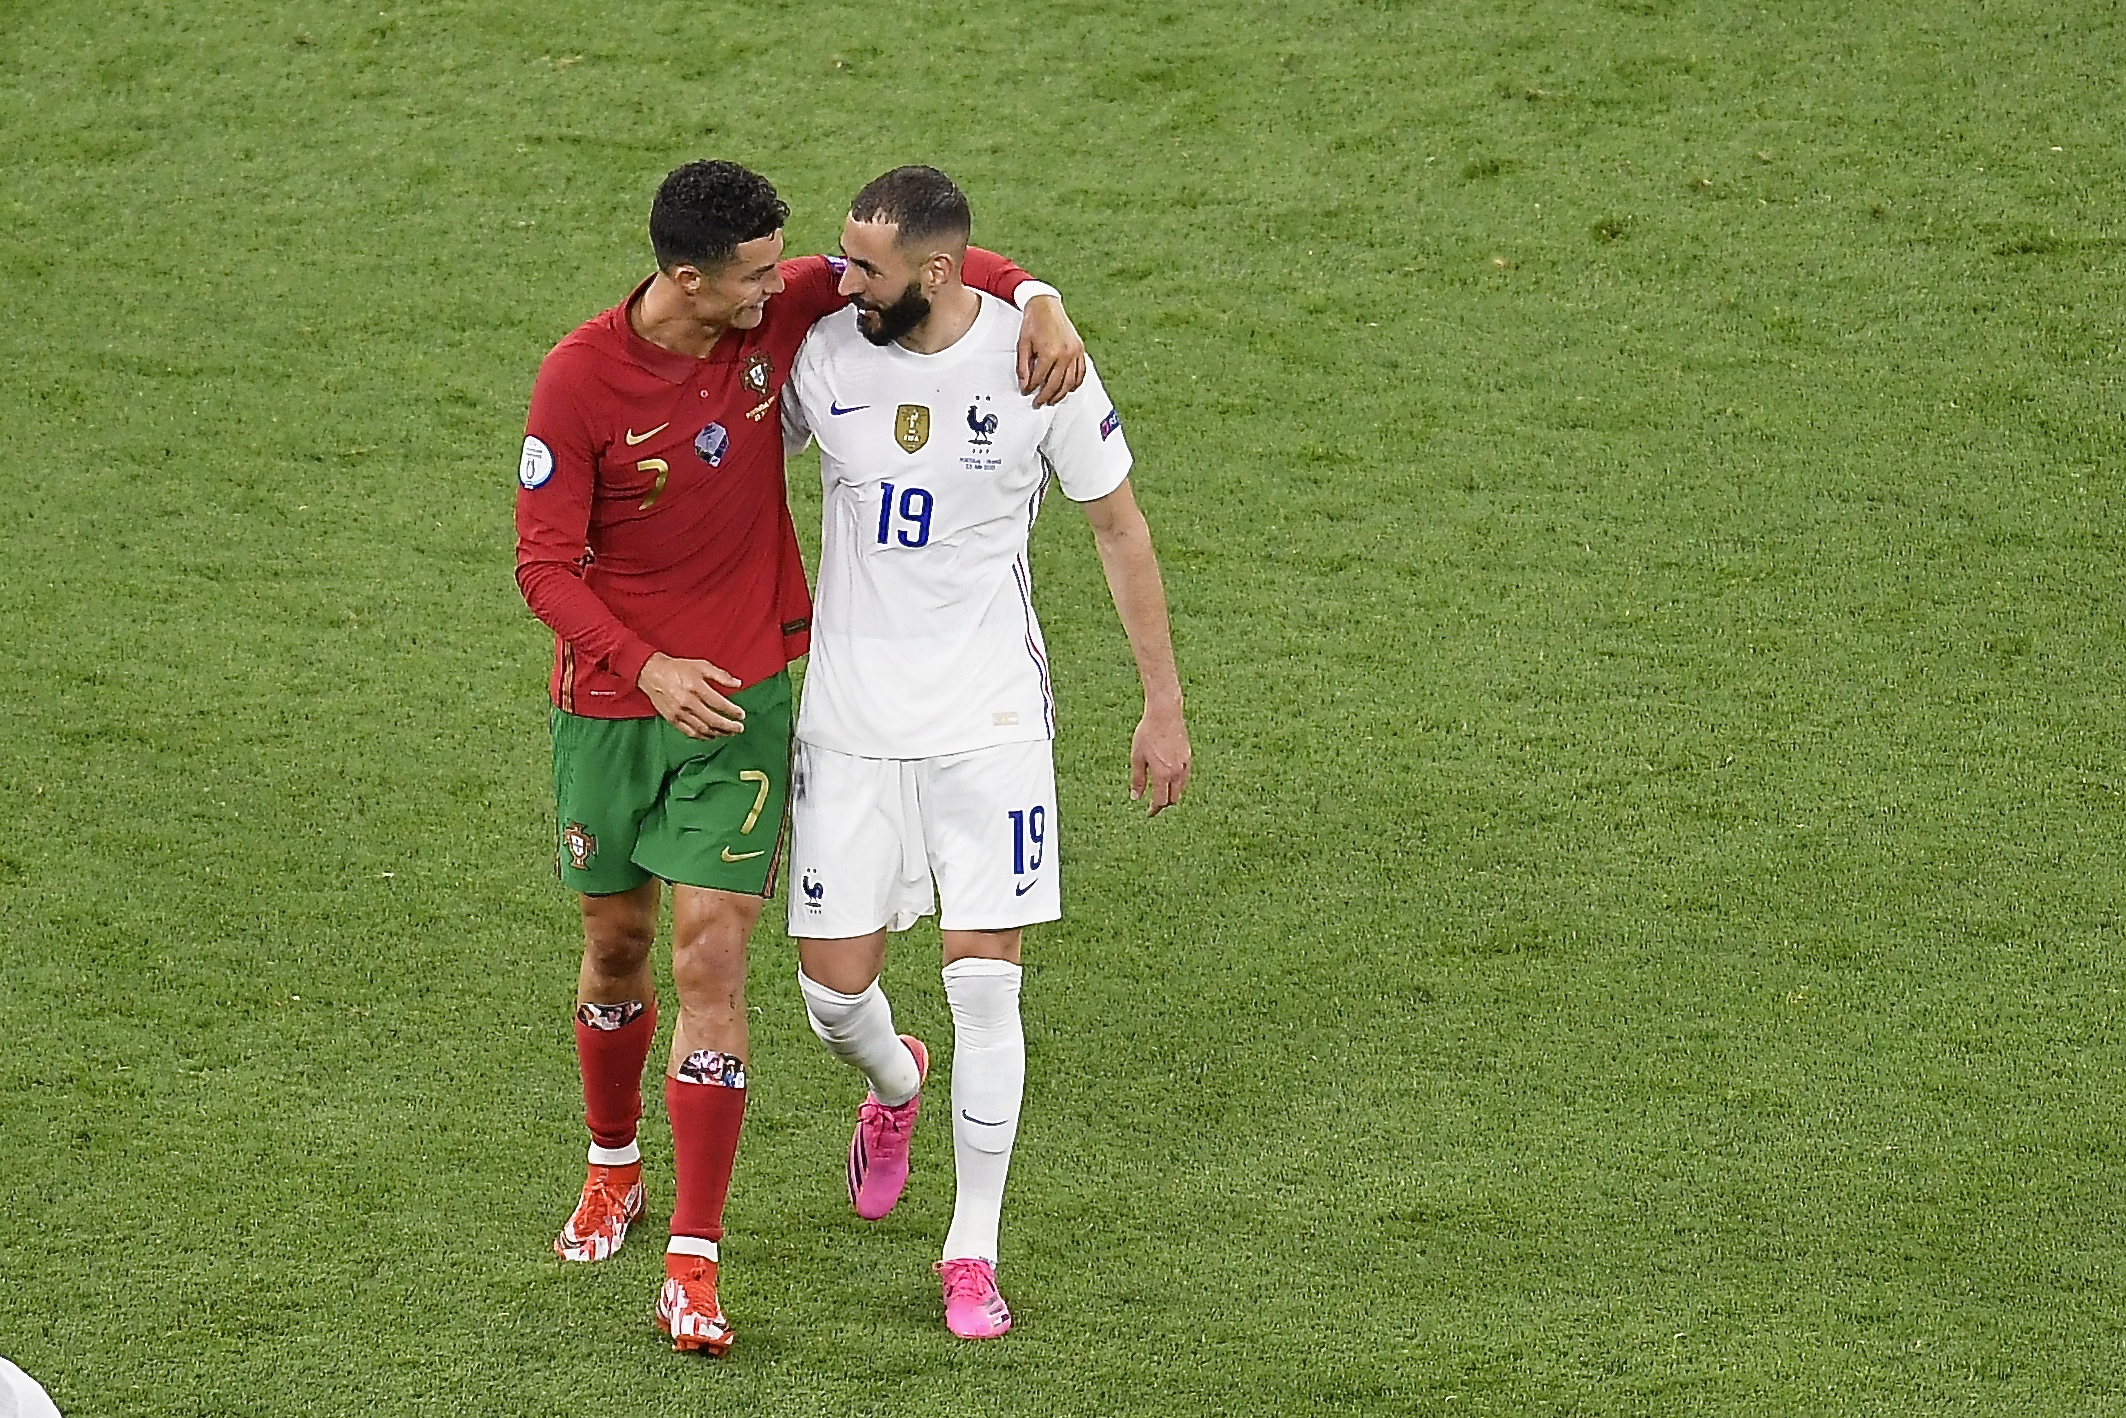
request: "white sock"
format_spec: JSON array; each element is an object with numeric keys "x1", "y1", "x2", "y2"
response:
[
  {"x1": 941, "y1": 958, "x2": 1024, "y2": 1264},
  {"x1": 798, "y1": 970, "x2": 922, "y2": 1107}
]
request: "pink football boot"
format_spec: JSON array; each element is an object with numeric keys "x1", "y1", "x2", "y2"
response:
[
  {"x1": 848, "y1": 1034, "x2": 929, "y2": 1220},
  {"x1": 937, "y1": 1257, "x2": 1013, "y2": 1339}
]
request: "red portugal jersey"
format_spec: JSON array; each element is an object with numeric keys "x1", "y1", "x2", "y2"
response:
[{"x1": 514, "y1": 250, "x2": 1034, "y2": 718}]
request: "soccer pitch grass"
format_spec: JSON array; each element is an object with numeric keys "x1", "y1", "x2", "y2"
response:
[{"x1": 4, "y1": 0, "x2": 2123, "y2": 1411}]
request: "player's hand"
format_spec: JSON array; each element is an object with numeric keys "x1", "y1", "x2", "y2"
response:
[
  {"x1": 1017, "y1": 295, "x2": 1087, "y2": 409},
  {"x1": 1131, "y1": 699, "x2": 1191, "y2": 816},
  {"x1": 638, "y1": 652, "x2": 746, "y2": 739}
]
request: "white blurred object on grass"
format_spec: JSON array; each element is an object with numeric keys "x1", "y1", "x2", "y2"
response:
[{"x1": 0, "y1": 1357, "x2": 59, "y2": 1418}]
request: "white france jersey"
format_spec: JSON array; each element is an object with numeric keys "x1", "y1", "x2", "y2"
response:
[{"x1": 784, "y1": 291, "x2": 1132, "y2": 758}]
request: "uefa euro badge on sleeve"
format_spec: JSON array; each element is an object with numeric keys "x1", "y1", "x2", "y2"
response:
[
  {"x1": 895, "y1": 404, "x2": 931, "y2": 454},
  {"x1": 519, "y1": 435, "x2": 555, "y2": 489}
]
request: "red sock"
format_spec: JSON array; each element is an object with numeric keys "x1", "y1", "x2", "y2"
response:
[
  {"x1": 574, "y1": 1003, "x2": 656, "y2": 1151},
  {"x1": 667, "y1": 1073, "x2": 747, "y2": 1242}
]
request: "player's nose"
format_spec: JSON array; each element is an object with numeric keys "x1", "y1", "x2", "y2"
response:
[{"x1": 836, "y1": 265, "x2": 863, "y2": 298}]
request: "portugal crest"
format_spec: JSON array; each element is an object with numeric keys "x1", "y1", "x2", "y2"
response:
[
  {"x1": 741, "y1": 353, "x2": 771, "y2": 398},
  {"x1": 894, "y1": 404, "x2": 931, "y2": 454},
  {"x1": 561, "y1": 821, "x2": 597, "y2": 871}
]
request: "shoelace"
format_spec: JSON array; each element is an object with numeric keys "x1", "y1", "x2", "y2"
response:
[
  {"x1": 577, "y1": 1177, "x2": 631, "y2": 1230},
  {"x1": 859, "y1": 1096, "x2": 914, "y2": 1138},
  {"x1": 937, "y1": 1260, "x2": 994, "y2": 1302}
]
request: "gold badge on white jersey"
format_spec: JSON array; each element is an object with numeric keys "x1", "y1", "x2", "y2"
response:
[{"x1": 894, "y1": 404, "x2": 931, "y2": 454}]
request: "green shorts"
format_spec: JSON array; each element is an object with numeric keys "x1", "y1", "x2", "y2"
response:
[{"x1": 550, "y1": 671, "x2": 792, "y2": 897}]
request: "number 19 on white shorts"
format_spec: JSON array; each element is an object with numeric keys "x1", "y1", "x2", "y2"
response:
[{"x1": 786, "y1": 738, "x2": 1062, "y2": 938}]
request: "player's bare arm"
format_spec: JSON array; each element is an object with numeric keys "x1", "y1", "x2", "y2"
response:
[
  {"x1": 1079, "y1": 479, "x2": 1191, "y2": 815},
  {"x1": 637, "y1": 652, "x2": 746, "y2": 739},
  {"x1": 1016, "y1": 294, "x2": 1086, "y2": 409}
]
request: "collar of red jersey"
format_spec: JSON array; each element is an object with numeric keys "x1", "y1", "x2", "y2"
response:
[{"x1": 611, "y1": 275, "x2": 744, "y2": 385}]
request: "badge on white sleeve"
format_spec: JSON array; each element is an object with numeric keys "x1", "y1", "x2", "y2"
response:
[{"x1": 519, "y1": 435, "x2": 555, "y2": 489}]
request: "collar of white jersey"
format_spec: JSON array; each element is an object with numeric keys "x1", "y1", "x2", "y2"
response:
[{"x1": 857, "y1": 288, "x2": 1010, "y2": 370}]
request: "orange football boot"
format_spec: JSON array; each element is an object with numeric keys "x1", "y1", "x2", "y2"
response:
[
  {"x1": 655, "y1": 1250, "x2": 733, "y2": 1355},
  {"x1": 554, "y1": 1161, "x2": 645, "y2": 1263}
]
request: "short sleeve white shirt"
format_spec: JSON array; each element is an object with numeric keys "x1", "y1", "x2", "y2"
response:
[{"x1": 784, "y1": 292, "x2": 1132, "y2": 758}]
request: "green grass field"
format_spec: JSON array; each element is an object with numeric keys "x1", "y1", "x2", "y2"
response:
[{"x1": 5, "y1": 0, "x2": 2124, "y2": 1412}]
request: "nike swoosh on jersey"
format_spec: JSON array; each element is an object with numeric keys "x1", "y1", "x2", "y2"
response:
[
  {"x1": 959, "y1": 1111, "x2": 1008, "y2": 1127},
  {"x1": 829, "y1": 402, "x2": 870, "y2": 416},
  {"x1": 1013, "y1": 878, "x2": 1040, "y2": 896},
  {"x1": 721, "y1": 847, "x2": 766, "y2": 862},
  {"x1": 624, "y1": 423, "x2": 669, "y2": 446}
]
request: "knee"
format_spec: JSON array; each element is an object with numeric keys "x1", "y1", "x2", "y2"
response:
[
  {"x1": 796, "y1": 935, "x2": 886, "y2": 997},
  {"x1": 582, "y1": 915, "x2": 654, "y2": 979},
  {"x1": 670, "y1": 916, "x2": 748, "y2": 1005},
  {"x1": 671, "y1": 949, "x2": 745, "y2": 1011}
]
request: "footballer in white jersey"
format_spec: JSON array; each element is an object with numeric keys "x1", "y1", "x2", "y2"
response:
[
  {"x1": 779, "y1": 166, "x2": 1189, "y2": 1343},
  {"x1": 785, "y1": 291, "x2": 1130, "y2": 762}
]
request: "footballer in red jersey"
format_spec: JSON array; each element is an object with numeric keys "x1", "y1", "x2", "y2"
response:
[{"x1": 512, "y1": 160, "x2": 1085, "y2": 1353}]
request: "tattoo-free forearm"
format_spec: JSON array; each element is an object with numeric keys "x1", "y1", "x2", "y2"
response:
[{"x1": 1089, "y1": 511, "x2": 1183, "y2": 711}]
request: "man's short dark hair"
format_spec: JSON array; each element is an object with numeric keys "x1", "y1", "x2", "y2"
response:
[
  {"x1": 848, "y1": 165, "x2": 972, "y2": 249},
  {"x1": 650, "y1": 160, "x2": 790, "y2": 271}
]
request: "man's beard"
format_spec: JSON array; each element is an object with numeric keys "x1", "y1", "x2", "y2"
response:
[{"x1": 855, "y1": 281, "x2": 930, "y2": 346}]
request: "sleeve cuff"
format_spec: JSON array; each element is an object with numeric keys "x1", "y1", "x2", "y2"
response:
[
  {"x1": 1011, "y1": 280, "x2": 1062, "y2": 310},
  {"x1": 610, "y1": 639, "x2": 657, "y2": 691}
]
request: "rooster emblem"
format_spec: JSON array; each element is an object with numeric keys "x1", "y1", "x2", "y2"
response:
[{"x1": 966, "y1": 404, "x2": 999, "y2": 446}]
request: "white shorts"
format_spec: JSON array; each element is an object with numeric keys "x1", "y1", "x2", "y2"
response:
[{"x1": 787, "y1": 738, "x2": 1061, "y2": 938}]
